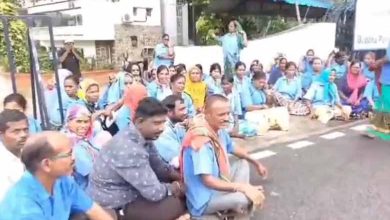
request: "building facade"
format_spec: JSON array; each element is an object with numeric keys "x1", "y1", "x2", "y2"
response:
[
  {"x1": 23, "y1": 0, "x2": 189, "y2": 69},
  {"x1": 24, "y1": 0, "x2": 162, "y2": 67}
]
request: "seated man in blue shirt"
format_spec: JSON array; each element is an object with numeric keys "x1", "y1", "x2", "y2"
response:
[
  {"x1": 0, "y1": 131, "x2": 113, "y2": 220},
  {"x1": 155, "y1": 95, "x2": 187, "y2": 168},
  {"x1": 181, "y1": 95, "x2": 268, "y2": 218}
]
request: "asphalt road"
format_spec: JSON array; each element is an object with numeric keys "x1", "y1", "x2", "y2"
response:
[{"x1": 250, "y1": 125, "x2": 390, "y2": 220}]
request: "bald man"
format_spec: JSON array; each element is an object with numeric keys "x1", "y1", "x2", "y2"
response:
[
  {"x1": 181, "y1": 94, "x2": 268, "y2": 219},
  {"x1": 0, "y1": 131, "x2": 114, "y2": 220}
]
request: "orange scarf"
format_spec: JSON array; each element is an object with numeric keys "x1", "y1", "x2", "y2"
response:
[
  {"x1": 123, "y1": 83, "x2": 148, "y2": 117},
  {"x1": 179, "y1": 114, "x2": 230, "y2": 182}
]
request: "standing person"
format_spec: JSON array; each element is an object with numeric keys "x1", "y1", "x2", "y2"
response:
[
  {"x1": 212, "y1": 20, "x2": 248, "y2": 76},
  {"x1": 181, "y1": 95, "x2": 267, "y2": 218},
  {"x1": 0, "y1": 110, "x2": 29, "y2": 201},
  {"x1": 0, "y1": 131, "x2": 114, "y2": 220},
  {"x1": 154, "y1": 34, "x2": 175, "y2": 68},
  {"x1": 87, "y1": 98, "x2": 188, "y2": 220},
  {"x1": 58, "y1": 39, "x2": 83, "y2": 79},
  {"x1": 365, "y1": 42, "x2": 390, "y2": 141}
]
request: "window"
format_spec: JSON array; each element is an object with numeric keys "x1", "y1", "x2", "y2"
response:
[{"x1": 146, "y1": 8, "x2": 152, "y2": 17}]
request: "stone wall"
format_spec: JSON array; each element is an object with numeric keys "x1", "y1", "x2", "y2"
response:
[{"x1": 114, "y1": 24, "x2": 162, "y2": 69}]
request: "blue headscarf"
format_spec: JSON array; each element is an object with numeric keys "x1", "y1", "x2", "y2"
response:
[{"x1": 317, "y1": 69, "x2": 337, "y2": 103}]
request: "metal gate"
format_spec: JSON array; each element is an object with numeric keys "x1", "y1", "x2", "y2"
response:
[{"x1": 0, "y1": 15, "x2": 64, "y2": 129}]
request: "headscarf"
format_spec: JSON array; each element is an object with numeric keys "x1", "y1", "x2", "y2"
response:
[
  {"x1": 123, "y1": 83, "x2": 148, "y2": 116},
  {"x1": 185, "y1": 66, "x2": 207, "y2": 110},
  {"x1": 78, "y1": 78, "x2": 99, "y2": 102},
  {"x1": 180, "y1": 114, "x2": 230, "y2": 182},
  {"x1": 346, "y1": 69, "x2": 367, "y2": 104},
  {"x1": 317, "y1": 69, "x2": 337, "y2": 104},
  {"x1": 65, "y1": 105, "x2": 93, "y2": 141}
]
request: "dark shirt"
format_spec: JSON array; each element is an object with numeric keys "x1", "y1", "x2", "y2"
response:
[
  {"x1": 87, "y1": 123, "x2": 174, "y2": 209},
  {"x1": 58, "y1": 48, "x2": 81, "y2": 77},
  {"x1": 268, "y1": 67, "x2": 283, "y2": 86}
]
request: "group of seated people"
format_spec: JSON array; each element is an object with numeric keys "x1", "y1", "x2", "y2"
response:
[
  {"x1": 0, "y1": 95, "x2": 267, "y2": 220},
  {"x1": 0, "y1": 48, "x2": 382, "y2": 220}
]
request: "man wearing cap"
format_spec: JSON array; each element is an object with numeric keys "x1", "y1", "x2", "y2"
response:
[{"x1": 58, "y1": 39, "x2": 82, "y2": 79}]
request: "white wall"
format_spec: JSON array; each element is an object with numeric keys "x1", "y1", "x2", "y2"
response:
[
  {"x1": 174, "y1": 23, "x2": 336, "y2": 71},
  {"x1": 29, "y1": 0, "x2": 162, "y2": 41},
  {"x1": 162, "y1": 0, "x2": 178, "y2": 42}
]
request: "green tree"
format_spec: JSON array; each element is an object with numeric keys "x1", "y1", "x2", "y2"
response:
[{"x1": 0, "y1": 0, "x2": 29, "y2": 72}]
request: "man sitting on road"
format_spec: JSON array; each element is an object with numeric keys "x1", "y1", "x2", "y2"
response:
[
  {"x1": 88, "y1": 98, "x2": 189, "y2": 220},
  {"x1": 155, "y1": 95, "x2": 187, "y2": 168},
  {"x1": 0, "y1": 109, "x2": 29, "y2": 201},
  {"x1": 181, "y1": 94, "x2": 268, "y2": 219},
  {"x1": 0, "y1": 131, "x2": 113, "y2": 220}
]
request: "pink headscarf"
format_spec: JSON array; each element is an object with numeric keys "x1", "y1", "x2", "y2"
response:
[
  {"x1": 65, "y1": 105, "x2": 94, "y2": 141},
  {"x1": 346, "y1": 70, "x2": 367, "y2": 105}
]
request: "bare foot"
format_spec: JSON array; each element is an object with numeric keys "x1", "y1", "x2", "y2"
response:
[{"x1": 175, "y1": 213, "x2": 191, "y2": 220}]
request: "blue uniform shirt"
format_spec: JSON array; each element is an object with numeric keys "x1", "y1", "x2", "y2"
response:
[
  {"x1": 274, "y1": 76, "x2": 302, "y2": 101},
  {"x1": 154, "y1": 120, "x2": 186, "y2": 163},
  {"x1": 183, "y1": 130, "x2": 235, "y2": 216},
  {"x1": 0, "y1": 172, "x2": 93, "y2": 220}
]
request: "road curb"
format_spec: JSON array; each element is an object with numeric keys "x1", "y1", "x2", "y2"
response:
[{"x1": 247, "y1": 120, "x2": 368, "y2": 153}]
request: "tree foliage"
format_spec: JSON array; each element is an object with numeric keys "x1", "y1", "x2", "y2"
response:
[{"x1": 0, "y1": 0, "x2": 30, "y2": 72}]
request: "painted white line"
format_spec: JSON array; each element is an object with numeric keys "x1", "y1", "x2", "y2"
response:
[
  {"x1": 287, "y1": 140, "x2": 314, "y2": 149},
  {"x1": 320, "y1": 131, "x2": 346, "y2": 140},
  {"x1": 251, "y1": 150, "x2": 277, "y2": 160},
  {"x1": 350, "y1": 124, "x2": 369, "y2": 131}
]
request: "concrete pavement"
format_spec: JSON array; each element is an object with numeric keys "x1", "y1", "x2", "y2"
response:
[
  {"x1": 249, "y1": 123, "x2": 390, "y2": 220},
  {"x1": 234, "y1": 116, "x2": 366, "y2": 152}
]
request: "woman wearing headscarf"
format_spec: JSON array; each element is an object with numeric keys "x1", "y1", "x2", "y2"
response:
[
  {"x1": 338, "y1": 61, "x2": 369, "y2": 118},
  {"x1": 184, "y1": 66, "x2": 207, "y2": 113},
  {"x1": 80, "y1": 78, "x2": 127, "y2": 136},
  {"x1": 211, "y1": 20, "x2": 248, "y2": 76},
  {"x1": 116, "y1": 81, "x2": 148, "y2": 130},
  {"x1": 304, "y1": 69, "x2": 351, "y2": 124},
  {"x1": 62, "y1": 105, "x2": 111, "y2": 189},
  {"x1": 365, "y1": 43, "x2": 390, "y2": 141}
]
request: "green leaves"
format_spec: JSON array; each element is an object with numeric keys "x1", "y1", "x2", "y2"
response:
[{"x1": 0, "y1": 1, "x2": 30, "y2": 72}]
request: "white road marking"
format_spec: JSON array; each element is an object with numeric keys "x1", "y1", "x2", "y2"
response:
[
  {"x1": 350, "y1": 124, "x2": 369, "y2": 131},
  {"x1": 251, "y1": 150, "x2": 277, "y2": 160},
  {"x1": 320, "y1": 131, "x2": 346, "y2": 140},
  {"x1": 287, "y1": 140, "x2": 314, "y2": 149}
]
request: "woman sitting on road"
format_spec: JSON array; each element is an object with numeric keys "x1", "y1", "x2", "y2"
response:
[
  {"x1": 272, "y1": 62, "x2": 310, "y2": 116},
  {"x1": 205, "y1": 63, "x2": 223, "y2": 95},
  {"x1": 338, "y1": 61, "x2": 370, "y2": 119},
  {"x1": 62, "y1": 105, "x2": 111, "y2": 189},
  {"x1": 268, "y1": 57, "x2": 287, "y2": 86},
  {"x1": 304, "y1": 69, "x2": 351, "y2": 124},
  {"x1": 184, "y1": 66, "x2": 207, "y2": 113},
  {"x1": 171, "y1": 73, "x2": 195, "y2": 118},
  {"x1": 147, "y1": 65, "x2": 172, "y2": 101}
]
